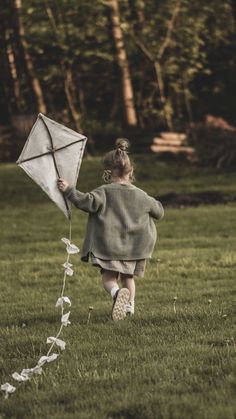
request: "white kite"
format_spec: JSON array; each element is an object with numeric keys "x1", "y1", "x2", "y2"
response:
[
  {"x1": 16, "y1": 113, "x2": 87, "y2": 218},
  {"x1": 1, "y1": 114, "x2": 86, "y2": 399}
]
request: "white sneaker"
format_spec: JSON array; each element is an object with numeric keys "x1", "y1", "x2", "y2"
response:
[
  {"x1": 126, "y1": 301, "x2": 135, "y2": 315},
  {"x1": 112, "y1": 288, "x2": 130, "y2": 321}
]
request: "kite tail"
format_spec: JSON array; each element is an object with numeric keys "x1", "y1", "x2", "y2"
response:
[
  {"x1": 47, "y1": 216, "x2": 73, "y2": 357},
  {"x1": 1, "y1": 213, "x2": 80, "y2": 399}
]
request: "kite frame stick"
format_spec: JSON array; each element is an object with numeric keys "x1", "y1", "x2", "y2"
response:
[
  {"x1": 16, "y1": 138, "x2": 86, "y2": 164},
  {"x1": 42, "y1": 119, "x2": 72, "y2": 219}
]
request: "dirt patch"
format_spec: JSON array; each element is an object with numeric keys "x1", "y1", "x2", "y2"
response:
[{"x1": 157, "y1": 191, "x2": 236, "y2": 207}]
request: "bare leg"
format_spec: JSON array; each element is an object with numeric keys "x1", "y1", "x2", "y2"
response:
[
  {"x1": 120, "y1": 274, "x2": 135, "y2": 302},
  {"x1": 102, "y1": 270, "x2": 119, "y2": 296}
]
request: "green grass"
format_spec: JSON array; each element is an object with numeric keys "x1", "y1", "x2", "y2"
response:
[{"x1": 0, "y1": 156, "x2": 236, "y2": 419}]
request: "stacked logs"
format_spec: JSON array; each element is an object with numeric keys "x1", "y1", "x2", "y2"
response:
[{"x1": 151, "y1": 132, "x2": 196, "y2": 161}]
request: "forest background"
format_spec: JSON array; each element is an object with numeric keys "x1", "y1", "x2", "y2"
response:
[{"x1": 0, "y1": 0, "x2": 236, "y2": 161}]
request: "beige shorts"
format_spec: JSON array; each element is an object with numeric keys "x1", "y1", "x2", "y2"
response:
[{"x1": 90, "y1": 253, "x2": 146, "y2": 277}]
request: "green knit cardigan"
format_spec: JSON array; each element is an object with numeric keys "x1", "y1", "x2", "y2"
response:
[{"x1": 64, "y1": 183, "x2": 164, "y2": 261}]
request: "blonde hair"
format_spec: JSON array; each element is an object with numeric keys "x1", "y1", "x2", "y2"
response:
[{"x1": 102, "y1": 138, "x2": 134, "y2": 183}]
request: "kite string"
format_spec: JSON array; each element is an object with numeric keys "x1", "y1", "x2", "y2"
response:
[
  {"x1": 46, "y1": 324, "x2": 64, "y2": 357},
  {"x1": 69, "y1": 213, "x2": 72, "y2": 241},
  {"x1": 61, "y1": 214, "x2": 72, "y2": 297},
  {"x1": 46, "y1": 217, "x2": 72, "y2": 357},
  {"x1": 61, "y1": 254, "x2": 70, "y2": 299}
]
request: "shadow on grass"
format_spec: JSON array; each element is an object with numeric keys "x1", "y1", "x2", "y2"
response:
[
  {"x1": 107, "y1": 404, "x2": 153, "y2": 419},
  {"x1": 158, "y1": 191, "x2": 236, "y2": 207}
]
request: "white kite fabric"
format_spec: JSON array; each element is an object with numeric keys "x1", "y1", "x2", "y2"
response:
[
  {"x1": 1, "y1": 115, "x2": 86, "y2": 399},
  {"x1": 16, "y1": 113, "x2": 87, "y2": 219}
]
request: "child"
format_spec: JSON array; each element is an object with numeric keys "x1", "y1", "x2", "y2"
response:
[{"x1": 57, "y1": 139, "x2": 164, "y2": 321}]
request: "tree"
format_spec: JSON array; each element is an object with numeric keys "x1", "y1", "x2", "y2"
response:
[
  {"x1": 0, "y1": 0, "x2": 236, "y2": 157},
  {"x1": 0, "y1": 1, "x2": 24, "y2": 117},
  {"x1": 109, "y1": 0, "x2": 138, "y2": 127},
  {"x1": 12, "y1": 0, "x2": 47, "y2": 114},
  {"x1": 43, "y1": 0, "x2": 82, "y2": 131},
  {"x1": 127, "y1": 0, "x2": 181, "y2": 130}
]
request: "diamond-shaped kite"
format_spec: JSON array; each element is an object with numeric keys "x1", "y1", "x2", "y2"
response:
[{"x1": 16, "y1": 113, "x2": 87, "y2": 219}]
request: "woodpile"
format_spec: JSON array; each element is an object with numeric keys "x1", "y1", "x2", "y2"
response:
[
  {"x1": 151, "y1": 132, "x2": 196, "y2": 161},
  {"x1": 189, "y1": 115, "x2": 236, "y2": 169}
]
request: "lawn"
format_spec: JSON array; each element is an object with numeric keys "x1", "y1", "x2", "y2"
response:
[{"x1": 0, "y1": 156, "x2": 236, "y2": 419}]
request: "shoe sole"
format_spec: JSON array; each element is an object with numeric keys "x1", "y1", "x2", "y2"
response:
[{"x1": 112, "y1": 288, "x2": 130, "y2": 321}]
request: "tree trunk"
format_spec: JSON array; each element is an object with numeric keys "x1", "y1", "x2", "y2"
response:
[
  {"x1": 44, "y1": 0, "x2": 82, "y2": 131},
  {"x1": 154, "y1": 61, "x2": 173, "y2": 130},
  {"x1": 109, "y1": 0, "x2": 138, "y2": 126},
  {"x1": 131, "y1": 0, "x2": 181, "y2": 130},
  {"x1": 230, "y1": 0, "x2": 236, "y2": 32},
  {"x1": 182, "y1": 75, "x2": 194, "y2": 125},
  {"x1": 64, "y1": 67, "x2": 82, "y2": 132},
  {"x1": 0, "y1": 53, "x2": 12, "y2": 121},
  {"x1": 135, "y1": 0, "x2": 145, "y2": 25},
  {"x1": 0, "y1": 7, "x2": 23, "y2": 115},
  {"x1": 12, "y1": 0, "x2": 47, "y2": 114},
  {"x1": 5, "y1": 36, "x2": 22, "y2": 112}
]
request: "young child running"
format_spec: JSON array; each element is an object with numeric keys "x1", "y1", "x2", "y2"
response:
[{"x1": 57, "y1": 139, "x2": 164, "y2": 321}]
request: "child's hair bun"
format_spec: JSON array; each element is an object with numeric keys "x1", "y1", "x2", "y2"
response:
[{"x1": 115, "y1": 138, "x2": 130, "y2": 152}]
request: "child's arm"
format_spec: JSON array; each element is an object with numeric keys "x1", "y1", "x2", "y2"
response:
[
  {"x1": 57, "y1": 178, "x2": 104, "y2": 213},
  {"x1": 149, "y1": 196, "x2": 164, "y2": 220},
  {"x1": 64, "y1": 186, "x2": 104, "y2": 213}
]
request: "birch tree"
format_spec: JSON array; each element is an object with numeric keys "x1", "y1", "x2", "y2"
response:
[{"x1": 109, "y1": 0, "x2": 138, "y2": 126}]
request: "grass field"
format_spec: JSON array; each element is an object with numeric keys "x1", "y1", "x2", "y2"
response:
[{"x1": 0, "y1": 156, "x2": 236, "y2": 419}]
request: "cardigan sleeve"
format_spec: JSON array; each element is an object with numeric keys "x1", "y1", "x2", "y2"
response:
[
  {"x1": 148, "y1": 196, "x2": 164, "y2": 220},
  {"x1": 64, "y1": 186, "x2": 104, "y2": 213}
]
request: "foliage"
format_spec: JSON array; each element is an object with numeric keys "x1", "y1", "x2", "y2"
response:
[
  {"x1": 122, "y1": 0, "x2": 235, "y2": 126},
  {"x1": 0, "y1": 0, "x2": 235, "y2": 134},
  {"x1": 189, "y1": 123, "x2": 236, "y2": 169}
]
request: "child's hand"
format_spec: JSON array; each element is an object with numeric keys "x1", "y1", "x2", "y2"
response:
[{"x1": 57, "y1": 178, "x2": 69, "y2": 192}]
